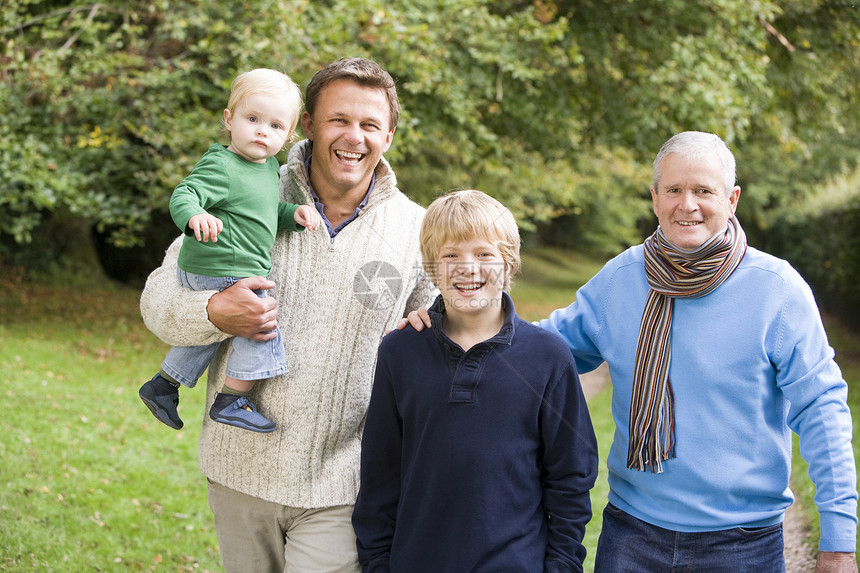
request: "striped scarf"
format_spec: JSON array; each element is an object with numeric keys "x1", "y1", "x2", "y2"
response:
[{"x1": 628, "y1": 216, "x2": 747, "y2": 473}]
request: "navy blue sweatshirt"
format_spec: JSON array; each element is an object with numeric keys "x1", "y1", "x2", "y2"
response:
[{"x1": 353, "y1": 293, "x2": 599, "y2": 572}]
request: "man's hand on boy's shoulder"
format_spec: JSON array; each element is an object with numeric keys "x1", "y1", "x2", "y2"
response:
[{"x1": 392, "y1": 307, "x2": 432, "y2": 333}]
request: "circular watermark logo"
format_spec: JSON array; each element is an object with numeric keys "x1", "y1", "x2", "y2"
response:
[{"x1": 353, "y1": 261, "x2": 403, "y2": 310}]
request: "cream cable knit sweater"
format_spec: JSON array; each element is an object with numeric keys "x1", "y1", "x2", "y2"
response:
[{"x1": 140, "y1": 140, "x2": 436, "y2": 508}]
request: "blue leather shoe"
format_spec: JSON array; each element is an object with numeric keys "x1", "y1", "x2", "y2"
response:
[
  {"x1": 209, "y1": 393, "x2": 275, "y2": 433},
  {"x1": 139, "y1": 374, "x2": 183, "y2": 430}
]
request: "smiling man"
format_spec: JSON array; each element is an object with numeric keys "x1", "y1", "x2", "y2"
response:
[
  {"x1": 140, "y1": 58, "x2": 436, "y2": 572},
  {"x1": 649, "y1": 149, "x2": 740, "y2": 250},
  {"x1": 300, "y1": 77, "x2": 394, "y2": 230},
  {"x1": 541, "y1": 131, "x2": 858, "y2": 572}
]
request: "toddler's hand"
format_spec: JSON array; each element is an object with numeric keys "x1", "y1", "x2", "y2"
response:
[
  {"x1": 295, "y1": 205, "x2": 322, "y2": 231},
  {"x1": 188, "y1": 213, "x2": 223, "y2": 242}
]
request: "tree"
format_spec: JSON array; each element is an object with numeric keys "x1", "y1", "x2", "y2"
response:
[
  {"x1": 742, "y1": 0, "x2": 860, "y2": 241},
  {"x1": 2, "y1": 0, "x2": 859, "y2": 278}
]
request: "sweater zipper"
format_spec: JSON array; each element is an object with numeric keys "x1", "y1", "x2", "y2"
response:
[{"x1": 326, "y1": 207, "x2": 367, "y2": 252}]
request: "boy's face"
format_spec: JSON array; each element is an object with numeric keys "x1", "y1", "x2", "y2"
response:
[
  {"x1": 224, "y1": 93, "x2": 295, "y2": 163},
  {"x1": 433, "y1": 237, "x2": 507, "y2": 319}
]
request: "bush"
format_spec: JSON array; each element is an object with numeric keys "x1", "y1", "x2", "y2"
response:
[{"x1": 769, "y1": 169, "x2": 860, "y2": 329}]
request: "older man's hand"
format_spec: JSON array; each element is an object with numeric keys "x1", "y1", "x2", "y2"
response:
[{"x1": 815, "y1": 551, "x2": 858, "y2": 573}]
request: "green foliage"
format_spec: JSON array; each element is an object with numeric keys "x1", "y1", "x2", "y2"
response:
[
  {"x1": 2, "y1": 1, "x2": 859, "y2": 271},
  {"x1": 1, "y1": 1, "x2": 220, "y2": 250},
  {"x1": 562, "y1": 0, "x2": 774, "y2": 151},
  {"x1": 768, "y1": 168, "x2": 860, "y2": 328},
  {"x1": 513, "y1": 245, "x2": 608, "y2": 321},
  {"x1": 739, "y1": 0, "x2": 860, "y2": 238}
]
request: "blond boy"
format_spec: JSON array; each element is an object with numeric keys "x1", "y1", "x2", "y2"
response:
[{"x1": 353, "y1": 190, "x2": 599, "y2": 572}]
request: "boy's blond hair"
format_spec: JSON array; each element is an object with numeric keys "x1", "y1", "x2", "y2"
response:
[
  {"x1": 225, "y1": 68, "x2": 303, "y2": 142},
  {"x1": 419, "y1": 189, "x2": 521, "y2": 291}
]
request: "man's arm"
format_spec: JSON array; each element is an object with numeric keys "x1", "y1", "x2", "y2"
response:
[
  {"x1": 390, "y1": 268, "x2": 436, "y2": 333},
  {"x1": 777, "y1": 275, "x2": 857, "y2": 556},
  {"x1": 140, "y1": 237, "x2": 278, "y2": 345},
  {"x1": 402, "y1": 269, "x2": 437, "y2": 318},
  {"x1": 206, "y1": 277, "x2": 279, "y2": 341},
  {"x1": 397, "y1": 307, "x2": 431, "y2": 332}
]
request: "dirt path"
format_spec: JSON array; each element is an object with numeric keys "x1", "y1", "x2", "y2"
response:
[{"x1": 579, "y1": 366, "x2": 818, "y2": 571}]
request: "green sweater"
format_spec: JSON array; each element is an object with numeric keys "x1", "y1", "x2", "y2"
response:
[{"x1": 170, "y1": 144, "x2": 302, "y2": 278}]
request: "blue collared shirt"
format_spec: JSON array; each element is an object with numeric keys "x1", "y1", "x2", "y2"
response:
[{"x1": 304, "y1": 153, "x2": 375, "y2": 238}]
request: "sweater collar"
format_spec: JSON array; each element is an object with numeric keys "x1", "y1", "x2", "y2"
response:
[{"x1": 286, "y1": 140, "x2": 399, "y2": 209}]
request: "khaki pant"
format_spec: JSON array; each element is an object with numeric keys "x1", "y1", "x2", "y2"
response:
[{"x1": 207, "y1": 480, "x2": 361, "y2": 573}]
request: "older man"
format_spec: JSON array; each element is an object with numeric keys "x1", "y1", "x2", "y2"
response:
[
  {"x1": 140, "y1": 58, "x2": 435, "y2": 572},
  {"x1": 541, "y1": 131, "x2": 857, "y2": 572}
]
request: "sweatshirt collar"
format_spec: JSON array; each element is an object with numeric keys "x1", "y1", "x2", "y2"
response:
[{"x1": 428, "y1": 291, "x2": 516, "y2": 349}]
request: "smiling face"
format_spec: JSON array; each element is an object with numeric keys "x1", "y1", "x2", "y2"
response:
[
  {"x1": 224, "y1": 93, "x2": 295, "y2": 163},
  {"x1": 300, "y1": 79, "x2": 394, "y2": 201},
  {"x1": 434, "y1": 238, "x2": 507, "y2": 321},
  {"x1": 650, "y1": 152, "x2": 740, "y2": 250}
]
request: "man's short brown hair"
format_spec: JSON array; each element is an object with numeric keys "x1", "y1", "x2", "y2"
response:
[{"x1": 304, "y1": 57, "x2": 400, "y2": 131}]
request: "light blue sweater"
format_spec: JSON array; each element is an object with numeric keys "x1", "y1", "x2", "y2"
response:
[{"x1": 539, "y1": 243, "x2": 857, "y2": 552}]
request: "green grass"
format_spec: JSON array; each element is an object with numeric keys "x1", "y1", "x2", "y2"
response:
[
  {"x1": 0, "y1": 275, "x2": 220, "y2": 572},
  {"x1": 0, "y1": 246, "x2": 856, "y2": 572}
]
